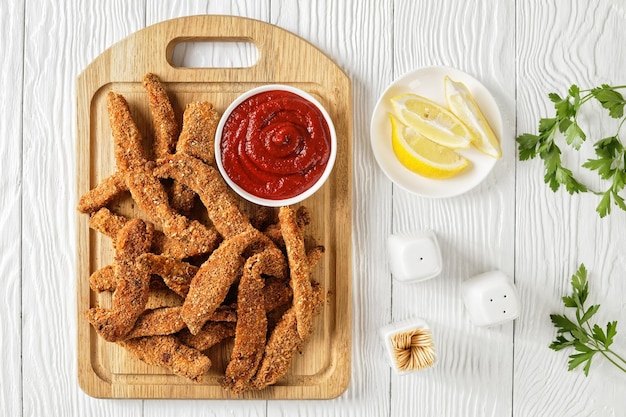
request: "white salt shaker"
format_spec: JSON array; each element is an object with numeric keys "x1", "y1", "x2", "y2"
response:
[
  {"x1": 387, "y1": 231, "x2": 442, "y2": 283},
  {"x1": 460, "y1": 270, "x2": 520, "y2": 327}
]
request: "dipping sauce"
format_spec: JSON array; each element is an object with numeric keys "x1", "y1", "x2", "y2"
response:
[{"x1": 220, "y1": 90, "x2": 332, "y2": 200}]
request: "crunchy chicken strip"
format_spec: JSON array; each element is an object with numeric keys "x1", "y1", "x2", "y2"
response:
[
  {"x1": 88, "y1": 207, "x2": 127, "y2": 239},
  {"x1": 89, "y1": 207, "x2": 220, "y2": 259},
  {"x1": 108, "y1": 92, "x2": 219, "y2": 257},
  {"x1": 77, "y1": 172, "x2": 127, "y2": 214},
  {"x1": 136, "y1": 253, "x2": 199, "y2": 297},
  {"x1": 78, "y1": 83, "x2": 196, "y2": 215},
  {"x1": 108, "y1": 92, "x2": 147, "y2": 172},
  {"x1": 253, "y1": 308, "x2": 299, "y2": 390},
  {"x1": 124, "y1": 307, "x2": 186, "y2": 339},
  {"x1": 118, "y1": 335, "x2": 211, "y2": 383},
  {"x1": 210, "y1": 305, "x2": 239, "y2": 322},
  {"x1": 154, "y1": 154, "x2": 252, "y2": 239},
  {"x1": 142, "y1": 73, "x2": 200, "y2": 214},
  {"x1": 263, "y1": 206, "x2": 312, "y2": 248},
  {"x1": 307, "y1": 245, "x2": 325, "y2": 270},
  {"x1": 176, "y1": 101, "x2": 219, "y2": 164},
  {"x1": 124, "y1": 163, "x2": 178, "y2": 226},
  {"x1": 90, "y1": 266, "x2": 191, "y2": 298},
  {"x1": 181, "y1": 229, "x2": 270, "y2": 334},
  {"x1": 178, "y1": 321, "x2": 237, "y2": 351},
  {"x1": 89, "y1": 265, "x2": 116, "y2": 292},
  {"x1": 142, "y1": 73, "x2": 178, "y2": 159},
  {"x1": 169, "y1": 182, "x2": 197, "y2": 214},
  {"x1": 263, "y1": 277, "x2": 293, "y2": 312},
  {"x1": 279, "y1": 206, "x2": 314, "y2": 339},
  {"x1": 77, "y1": 92, "x2": 146, "y2": 215},
  {"x1": 223, "y1": 248, "x2": 287, "y2": 393},
  {"x1": 252, "y1": 283, "x2": 325, "y2": 390},
  {"x1": 151, "y1": 232, "x2": 196, "y2": 259},
  {"x1": 262, "y1": 224, "x2": 283, "y2": 248},
  {"x1": 250, "y1": 206, "x2": 275, "y2": 231},
  {"x1": 145, "y1": 288, "x2": 184, "y2": 309},
  {"x1": 125, "y1": 163, "x2": 219, "y2": 257},
  {"x1": 85, "y1": 219, "x2": 153, "y2": 342},
  {"x1": 143, "y1": 293, "x2": 238, "y2": 320}
]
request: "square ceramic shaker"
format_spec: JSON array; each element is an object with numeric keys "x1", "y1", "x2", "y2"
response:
[{"x1": 387, "y1": 231, "x2": 442, "y2": 283}]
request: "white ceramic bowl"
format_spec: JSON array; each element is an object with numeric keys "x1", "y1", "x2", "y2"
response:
[{"x1": 215, "y1": 84, "x2": 337, "y2": 207}]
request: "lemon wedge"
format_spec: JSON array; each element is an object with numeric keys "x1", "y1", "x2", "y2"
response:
[
  {"x1": 391, "y1": 93, "x2": 473, "y2": 149},
  {"x1": 444, "y1": 76, "x2": 502, "y2": 158},
  {"x1": 389, "y1": 113, "x2": 469, "y2": 179}
]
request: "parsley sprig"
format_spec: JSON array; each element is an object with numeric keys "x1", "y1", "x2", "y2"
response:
[
  {"x1": 550, "y1": 264, "x2": 626, "y2": 376},
  {"x1": 517, "y1": 84, "x2": 626, "y2": 217}
]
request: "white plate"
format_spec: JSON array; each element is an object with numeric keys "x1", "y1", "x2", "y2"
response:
[{"x1": 370, "y1": 66, "x2": 503, "y2": 198}]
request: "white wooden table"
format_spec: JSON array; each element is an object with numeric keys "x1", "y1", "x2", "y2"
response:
[{"x1": 3, "y1": 0, "x2": 626, "y2": 415}]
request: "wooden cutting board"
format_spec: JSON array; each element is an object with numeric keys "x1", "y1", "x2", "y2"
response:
[{"x1": 76, "y1": 15, "x2": 352, "y2": 399}]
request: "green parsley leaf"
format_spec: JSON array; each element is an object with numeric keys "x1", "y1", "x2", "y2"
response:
[
  {"x1": 613, "y1": 191, "x2": 626, "y2": 212},
  {"x1": 551, "y1": 93, "x2": 575, "y2": 119},
  {"x1": 564, "y1": 121, "x2": 586, "y2": 149},
  {"x1": 568, "y1": 351, "x2": 595, "y2": 373},
  {"x1": 516, "y1": 133, "x2": 541, "y2": 160},
  {"x1": 583, "y1": 356, "x2": 593, "y2": 376},
  {"x1": 517, "y1": 84, "x2": 626, "y2": 218},
  {"x1": 539, "y1": 117, "x2": 558, "y2": 135},
  {"x1": 553, "y1": 166, "x2": 587, "y2": 194},
  {"x1": 569, "y1": 84, "x2": 580, "y2": 101},
  {"x1": 580, "y1": 304, "x2": 600, "y2": 324},
  {"x1": 596, "y1": 136, "x2": 623, "y2": 154},
  {"x1": 550, "y1": 335, "x2": 574, "y2": 351},
  {"x1": 597, "y1": 190, "x2": 612, "y2": 218},
  {"x1": 613, "y1": 170, "x2": 626, "y2": 191},
  {"x1": 574, "y1": 341, "x2": 593, "y2": 353},
  {"x1": 549, "y1": 264, "x2": 626, "y2": 376},
  {"x1": 592, "y1": 84, "x2": 626, "y2": 118},
  {"x1": 583, "y1": 157, "x2": 614, "y2": 179},
  {"x1": 571, "y1": 264, "x2": 588, "y2": 301},
  {"x1": 551, "y1": 314, "x2": 578, "y2": 333},
  {"x1": 559, "y1": 118, "x2": 572, "y2": 134},
  {"x1": 606, "y1": 321, "x2": 618, "y2": 348},
  {"x1": 562, "y1": 295, "x2": 577, "y2": 308}
]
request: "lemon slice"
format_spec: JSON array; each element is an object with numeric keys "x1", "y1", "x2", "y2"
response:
[
  {"x1": 391, "y1": 93, "x2": 473, "y2": 149},
  {"x1": 389, "y1": 113, "x2": 469, "y2": 179},
  {"x1": 444, "y1": 76, "x2": 502, "y2": 158}
]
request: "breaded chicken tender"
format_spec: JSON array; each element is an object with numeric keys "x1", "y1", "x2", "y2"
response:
[
  {"x1": 181, "y1": 229, "x2": 271, "y2": 334},
  {"x1": 222, "y1": 247, "x2": 287, "y2": 393},
  {"x1": 118, "y1": 335, "x2": 211, "y2": 383},
  {"x1": 178, "y1": 321, "x2": 237, "y2": 351},
  {"x1": 136, "y1": 253, "x2": 199, "y2": 297},
  {"x1": 279, "y1": 206, "x2": 314, "y2": 340},
  {"x1": 252, "y1": 284, "x2": 325, "y2": 390},
  {"x1": 85, "y1": 219, "x2": 153, "y2": 342}
]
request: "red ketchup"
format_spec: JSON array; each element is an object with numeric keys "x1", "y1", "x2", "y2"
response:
[{"x1": 220, "y1": 90, "x2": 332, "y2": 200}]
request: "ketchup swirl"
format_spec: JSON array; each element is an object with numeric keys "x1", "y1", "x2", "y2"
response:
[{"x1": 220, "y1": 90, "x2": 332, "y2": 200}]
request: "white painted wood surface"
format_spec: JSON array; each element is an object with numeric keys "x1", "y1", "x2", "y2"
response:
[{"x1": 3, "y1": 0, "x2": 626, "y2": 415}]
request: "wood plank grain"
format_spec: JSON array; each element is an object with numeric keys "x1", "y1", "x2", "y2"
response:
[
  {"x1": 268, "y1": 0, "x2": 394, "y2": 415},
  {"x1": 21, "y1": 1, "x2": 144, "y2": 416},
  {"x1": 0, "y1": 0, "x2": 24, "y2": 416},
  {"x1": 515, "y1": 1, "x2": 626, "y2": 416},
  {"x1": 390, "y1": 1, "x2": 517, "y2": 416}
]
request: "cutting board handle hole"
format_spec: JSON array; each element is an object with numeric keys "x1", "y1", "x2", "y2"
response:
[{"x1": 169, "y1": 40, "x2": 259, "y2": 68}]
